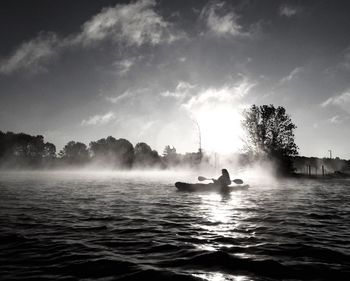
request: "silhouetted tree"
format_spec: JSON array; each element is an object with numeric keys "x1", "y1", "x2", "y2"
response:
[
  {"x1": 14, "y1": 134, "x2": 45, "y2": 162},
  {"x1": 59, "y1": 141, "x2": 88, "y2": 164},
  {"x1": 134, "y1": 142, "x2": 161, "y2": 167},
  {"x1": 242, "y1": 104, "x2": 298, "y2": 175},
  {"x1": 43, "y1": 142, "x2": 56, "y2": 159},
  {"x1": 163, "y1": 145, "x2": 176, "y2": 156},
  {"x1": 0, "y1": 131, "x2": 58, "y2": 168},
  {"x1": 162, "y1": 145, "x2": 179, "y2": 166},
  {"x1": 114, "y1": 138, "x2": 134, "y2": 168},
  {"x1": 41, "y1": 142, "x2": 56, "y2": 167},
  {"x1": 89, "y1": 136, "x2": 134, "y2": 168}
]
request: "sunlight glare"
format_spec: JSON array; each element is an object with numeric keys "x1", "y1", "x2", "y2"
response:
[
  {"x1": 193, "y1": 272, "x2": 250, "y2": 281},
  {"x1": 195, "y1": 104, "x2": 243, "y2": 154}
]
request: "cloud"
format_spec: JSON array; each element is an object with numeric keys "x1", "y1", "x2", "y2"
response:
[
  {"x1": 321, "y1": 90, "x2": 350, "y2": 113},
  {"x1": 321, "y1": 90, "x2": 350, "y2": 107},
  {"x1": 183, "y1": 76, "x2": 255, "y2": 110},
  {"x1": 279, "y1": 4, "x2": 300, "y2": 17},
  {"x1": 81, "y1": 111, "x2": 116, "y2": 126},
  {"x1": 0, "y1": 32, "x2": 59, "y2": 75},
  {"x1": 161, "y1": 76, "x2": 255, "y2": 106},
  {"x1": 328, "y1": 115, "x2": 342, "y2": 124},
  {"x1": 105, "y1": 88, "x2": 146, "y2": 104},
  {"x1": 279, "y1": 67, "x2": 303, "y2": 84},
  {"x1": 160, "y1": 81, "x2": 196, "y2": 99},
  {"x1": 325, "y1": 115, "x2": 349, "y2": 125},
  {"x1": 0, "y1": 0, "x2": 183, "y2": 76},
  {"x1": 75, "y1": 0, "x2": 183, "y2": 47},
  {"x1": 138, "y1": 120, "x2": 156, "y2": 137},
  {"x1": 113, "y1": 58, "x2": 136, "y2": 76},
  {"x1": 200, "y1": 2, "x2": 244, "y2": 37}
]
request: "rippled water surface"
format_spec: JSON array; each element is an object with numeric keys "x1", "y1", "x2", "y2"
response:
[{"x1": 0, "y1": 171, "x2": 349, "y2": 280}]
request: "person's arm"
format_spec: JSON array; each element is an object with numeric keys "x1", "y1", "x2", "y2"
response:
[{"x1": 214, "y1": 175, "x2": 222, "y2": 184}]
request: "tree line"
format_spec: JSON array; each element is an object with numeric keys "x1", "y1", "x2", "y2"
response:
[
  {"x1": 4, "y1": 104, "x2": 339, "y2": 175},
  {"x1": 0, "y1": 104, "x2": 299, "y2": 173},
  {"x1": 0, "y1": 131, "x2": 56, "y2": 168},
  {"x1": 0, "y1": 131, "x2": 202, "y2": 169}
]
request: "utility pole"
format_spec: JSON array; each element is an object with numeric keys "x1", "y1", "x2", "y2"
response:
[
  {"x1": 194, "y1": 119, "x2": 202, "y2": 161},
  {"x1": 328, "y1": 150, "x2": 332, "y2": 159},
  {"x1": 214, "y1": 153, "x2": 217, "y2": 170}
]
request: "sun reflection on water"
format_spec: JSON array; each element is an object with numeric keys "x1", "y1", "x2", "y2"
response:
[
  {"x1": 190, "y1": 191, "x2": 255, "y2": 253},
  {"x1": 198, "y1": 192, "x2": 245, "y2": 226},
  {"x1": 193, "y1": 272, "x2": 250, "y2": 281}
]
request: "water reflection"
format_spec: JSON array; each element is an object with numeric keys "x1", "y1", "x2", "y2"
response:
[
  {"x1": 193, "y1": 272, "x2": 250, "y2": 281},
  {"x1": 198, "y1": 191, "x2": 246, "y2": 225},
  {"x1": 187, "y1": 189, "x2": 262, "y2": 281},
  {"x1": 190, "y1": 191, "x2": 254, "y2": 254}
]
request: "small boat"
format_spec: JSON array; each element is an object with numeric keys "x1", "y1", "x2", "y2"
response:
[{"x1": 175, "y1": 182, "x2": 249, "y2": 192}]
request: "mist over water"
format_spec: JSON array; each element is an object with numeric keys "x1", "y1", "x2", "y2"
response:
[{"x1": 0, "y1": 171, "x2": 349, "y2": 280}]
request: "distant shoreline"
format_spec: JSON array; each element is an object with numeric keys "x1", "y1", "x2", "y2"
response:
[{"x1": 291, "y1": 171, "x2": 350, "y2": 180}]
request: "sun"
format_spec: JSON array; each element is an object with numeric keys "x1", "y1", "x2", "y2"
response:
[{"x1": 194, "y1": 104, "x2": 243, "y2": 154}]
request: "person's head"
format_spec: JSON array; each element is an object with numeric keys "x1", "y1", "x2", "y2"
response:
[{"x1": 222, "y1": 169, "x2": 229, "y2": 176}]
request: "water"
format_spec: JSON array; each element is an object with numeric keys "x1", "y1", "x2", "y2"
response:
[{"x1": 0, "y1": 171, "x2": 349, "y2": 280}]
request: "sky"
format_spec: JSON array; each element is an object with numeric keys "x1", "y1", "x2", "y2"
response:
[{"x1": 1, "y1": 0, "x2": 350, "y2": 159}]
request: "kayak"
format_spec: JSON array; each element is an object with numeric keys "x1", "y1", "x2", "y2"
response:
[{"x1": 175, "y1": 182, "x2": 249, "y2": 192}]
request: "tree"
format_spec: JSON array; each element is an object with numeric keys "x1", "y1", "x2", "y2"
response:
[
  {"x1": 13, "y1": 134, "x2": 45, "y2": 162},
  {"x1": 43, "y1": 142, "x2": 56, "y2": 159},
  {"x1": 89, "y1": 136, "x2": 134, "y2": 168},
  {"x1": 163, "y1": 145, "x2": 176, "y2": 156},
  {"x1": 41, "y1": 142, "x2": 57, "y2": 167},
  {"x1": 114, "y1": 138, "x2": 134, "y2": 168},
  {"x1": 242, "y1": 104, "x2": 298, "y2": 174},
  {"x1": 0, "y1": 131, "x2": 60, "y2": 168},
  {"x1": 162, "y1": 145, "x2": 179, "y2": 166},
  {"x1": 59, "y1": 141, "x2": 89, "y2": 164},
  {"x1": 0, "y1": 131, "x2": 48, "y2": 167},
  {"x1": 134, "y1": 142, "x2": 161, "y2": 167}
]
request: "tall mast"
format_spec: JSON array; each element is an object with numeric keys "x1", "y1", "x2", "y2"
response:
[
  {"x1": 194, "y1": 119, "x2": 202, "y2": 154},
  {"x1": 328, "y1": 149, "x2": 332, "y2": 159}
]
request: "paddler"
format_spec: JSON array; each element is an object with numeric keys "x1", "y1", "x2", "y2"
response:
[{"x1": 213, "y1": 169, "x2": 231, "y2": 191}]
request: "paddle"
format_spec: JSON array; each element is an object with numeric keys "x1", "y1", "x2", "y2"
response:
[{"x1": 198, "y1": 176, "x2": 243, "y2": 185}]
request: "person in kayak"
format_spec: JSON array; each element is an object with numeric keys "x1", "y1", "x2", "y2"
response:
[{"x1": 213, "y1": 169, "x2": 231, "y2": 190}]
